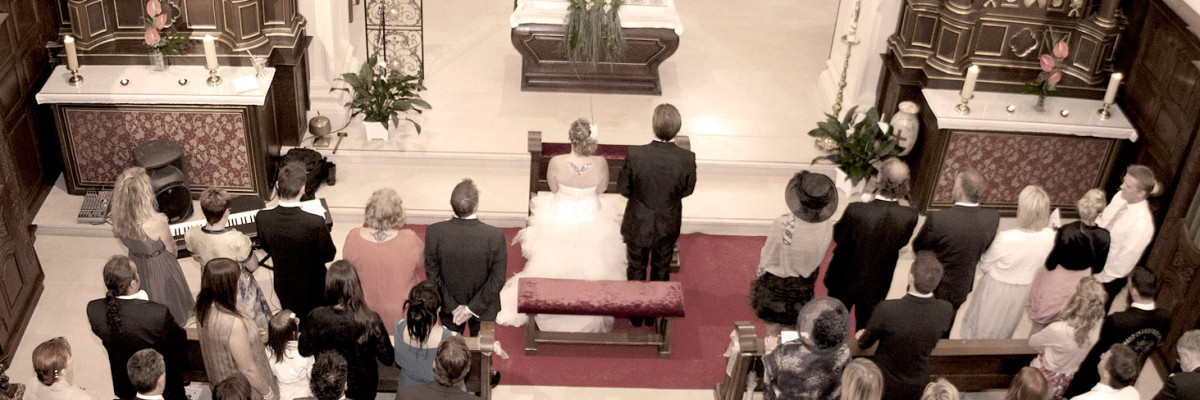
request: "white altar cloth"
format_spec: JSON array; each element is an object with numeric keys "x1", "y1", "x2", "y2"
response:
[
  {"x1": 510, "y1": 0, "x2": 683, "y2": 35},
  {"x1": 36, "y1": 65, "x2": 275, "y2": 106},
  {"x1": 923, "y1": 89, "x2": 1138, "y2": 142}
]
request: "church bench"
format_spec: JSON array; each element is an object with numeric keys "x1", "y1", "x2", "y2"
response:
[
  {"x1": 527, "y1": 130, "x2": 690, "y2": 273},
  {"x1": 714, "y1": 322, "x2": 1040, "y2": 400},
  {"x1": 518, "y1": 277, "x2": 686, "y2": 359},
  {"x1": 184, "y1": 323, "x2": 497, "y2": 400}
]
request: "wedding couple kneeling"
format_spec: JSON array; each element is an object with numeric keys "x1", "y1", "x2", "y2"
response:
[{"x1": 497, "y1": 105, "x2": 697, "y2": 333}]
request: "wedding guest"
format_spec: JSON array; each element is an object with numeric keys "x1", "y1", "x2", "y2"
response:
[
  {"x1": 840, "y1": 358, "x2": 884, "y2": 400},
  {"x1": 761, "y1": 297, "x2": 850, "y2": 400},
  {"x1": 1029, "y1": 277, "x2": 1107, "y2": 400},
  {"x1": 196, "y1": 258, "x2": 278, "y2": 399},
  {"x1": 343, "y1": 188, "x2": 424, "y2": 334},
  {"x1": 395, "y1": 280, "x2": 458, "y2": 387},
  {"x1": 1069, "y1": 344, "x2": 1140, "y2": 400},
  {"x1": 185, "y1": 187, "x2": 271, "y2": 330},
  {"x1": 308, "y1": 352, "x2": 348, "y2": 400},
  {"x1": 1029, "y1": 189, "x2": 1110, "y2": 332},
  {"x1": 25, "y1": 337, "x2": 96, "y2": 400},
  {"x1": 1095, "y1": 165, "x2": 1159, "y2": 310},
  {"x1": 920, "y1": 379, "x2": 959, "y2": 400},
  {"x1": 751, "y1": 171, "x2": 838, "y2": 338},
  {"x1": 1152, "y1": 329, "x2": 1200, "y2": 400},
  {"x1": 299, "y1": 260, "x2": 394, "y2": 400},
  {"x1": 86, "y1": 255, "x2": 187, "y2": 400},
  {"x1": 214, "y1": 375, "x2": 253, "y2": 400},
  {"x1": 110, "y1": 167, "x2": 194, "y2": 326},
  {"x1": 425, "y1": 179, "x2": 507, "y2": 336},
  {"x1": 126, "y1": 349, "x2": 168, "y2": 400},
  {"x1": 1006, "y1": 367, "x2": 1051, "y2": 400},
  {"x1": 267, "y1": 310, "x2": 314, "y2": 400},
  {"x1": 961, "y1": 185, "x2": 1055, "y2": 339},
  {"x1": 397, "y1": 336, "x2": 479, "y2": 400},
  {"x1": 256, "y1": 162, "x2": 337, "y2": 319}
]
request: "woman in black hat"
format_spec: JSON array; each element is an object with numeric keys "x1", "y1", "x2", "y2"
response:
[{"x1": 750, "y1": 171, "x2": 839, "y2": 337}]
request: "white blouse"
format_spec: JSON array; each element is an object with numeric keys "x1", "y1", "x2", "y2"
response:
[
  {"x1": 266, "y1": 340, "x2": 314, "y2": 400},
  {"x1": 979, "y1": 228, "x2": 1056, "y2": 285},
  {"x1": 1028, "y1": 319, "x2": 1101, "y2": 374}
]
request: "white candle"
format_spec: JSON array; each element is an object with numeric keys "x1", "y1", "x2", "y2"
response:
[
  {"x1": 64, "y1": 36, "x2": 79, "y2": 71},
  {"x1": 847, "y1": 0, "x2": 862, "y2": 40},
  {"x1": 961, "y1": 65, "x2": 980, "y2": 99},
  {"x1": 1103, "y1": 72, "x2": 1123, "y2": 104},
  {"x1": 203, "y1": 34, "x2": 218, "y2": 70}
]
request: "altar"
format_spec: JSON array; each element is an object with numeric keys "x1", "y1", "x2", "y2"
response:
[
  {"x1": 36, "y1": 65, "x2": 281, "y2": 198},
  {"x1": 909, "y1": 89, "x2": 1137, "y2": 216}
]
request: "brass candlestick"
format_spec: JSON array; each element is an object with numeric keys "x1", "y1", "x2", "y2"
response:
[
  {"x1": 1097, "y1": 102, "x2": 1112, "y2": 120},
  {"x1": 206, "y1": 68, "x2": 222, "y2": 87},
  {"x1": 67, "y1": 69, "x2": 83, "y2": 86},
  {"x1": 955, "y1": 95, "x2": 973, "y2": 115},
  {"x1": 831, "y1": 34, "x2": 860, "y2": 118}
]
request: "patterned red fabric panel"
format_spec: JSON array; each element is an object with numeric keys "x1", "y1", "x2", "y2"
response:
[
  {"x1": 64, "y1": 108, "x2": 252, "y2": 188},
  {"x1": 541, "y1": 143, "x2": 629, "y2": 159},
  {"x1": 517, "y1": 278, "x2": 686, "y2": 318},
  {"x1": 933, "y1": 131, "x2": 1113, "y2": 207}
]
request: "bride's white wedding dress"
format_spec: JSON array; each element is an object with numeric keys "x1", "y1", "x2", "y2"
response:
[{"x1": 495, "y1": 184, "x2": 628, "y2": 332}]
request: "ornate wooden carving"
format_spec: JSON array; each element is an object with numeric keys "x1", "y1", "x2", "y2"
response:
[{"x1": 1148, "y1": 219, "x2": 1200, "y2": 372}]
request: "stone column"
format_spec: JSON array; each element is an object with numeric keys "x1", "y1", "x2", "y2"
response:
[
  {"x1": 816, "y1": 0, "x2": 906, "y2": 116},
  {"x1": 298, "y1": 0, "x2": 366, "y2": 120}
]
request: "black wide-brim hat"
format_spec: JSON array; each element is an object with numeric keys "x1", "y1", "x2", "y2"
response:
[{"x1": 784, "y1": 171, "x2": 838, "y2": 223}]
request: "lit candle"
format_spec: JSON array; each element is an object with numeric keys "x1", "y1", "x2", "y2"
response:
[
  {"x1": 961, "y1": 65, "x2": 980, "y2": 99},
  {"x1": 203, "y1": 34, "x2": 218, "y2": 70},
  {"x1": 64, "y1": 36, "x2": 79, "y2": 71},
  {"x1": 1103, "y1": 72, "x2": 1123, "y2": 104}
]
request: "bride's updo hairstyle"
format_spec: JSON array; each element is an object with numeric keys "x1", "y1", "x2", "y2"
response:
[{"x1": 569, "y1": 118, "x2": 598, "y2": 157}]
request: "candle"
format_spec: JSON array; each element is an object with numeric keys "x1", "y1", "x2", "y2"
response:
[
  {"x1": 1103, "y1": 72, "x2": 1123, "y2": 104},
  {"x1": 203, "y1": 34, "x2": 218, "y2": 70},
  {"x1": 64, "y1": 36, "x2": 79, "y2": 71},
  {"x1": 847, "y1": 0, "x2": 862, "y2": 40},
  {"x1": 961, "y1": 65, "x2": 980, "y2": 99}
]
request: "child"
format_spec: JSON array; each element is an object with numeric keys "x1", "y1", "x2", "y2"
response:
[
  {"x1": 265, "y1": 310, "x2": 314, "y2": 400},
  {"x1": 184, "y1": 187, "x2": 271, "y2": 330}
]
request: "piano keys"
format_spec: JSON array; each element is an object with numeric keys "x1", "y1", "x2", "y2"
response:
[{"x1": 171, "y1": 198, "x2": 333, "y2": 258}]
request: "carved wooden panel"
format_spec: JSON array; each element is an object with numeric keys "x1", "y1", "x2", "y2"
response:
[
  {"x1": 1149, "y1": 219, "x2": 1200, "y2": 371},
  {"x1": 183, "y1": 0, "x2": 219, "y2": 29}
]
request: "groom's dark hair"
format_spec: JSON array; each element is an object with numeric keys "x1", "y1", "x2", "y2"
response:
[
  {"x1": 451, "y1": 179, "x2": 479, "y2": 218},
  {"x1": 653, "y1": 103, "x2": 681, "y2": 141}
]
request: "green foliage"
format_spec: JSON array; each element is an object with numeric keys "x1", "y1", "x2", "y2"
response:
[
  {"x1": 149, "y1": 30, "x2": 189, "y2": 55},
  {"x1": 562, "y1": 0, "x2": 627, "y2": 68},
  {"x1": 331, "y1": 56, "x2": 431, "y2": 133},
  {"x1": 808, "y1": 106, "x2": 905, "y2": 186}
]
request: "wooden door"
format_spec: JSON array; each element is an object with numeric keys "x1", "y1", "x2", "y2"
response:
[{"x1": 0, "y1": 182, "x2": 43, "y2": 367}]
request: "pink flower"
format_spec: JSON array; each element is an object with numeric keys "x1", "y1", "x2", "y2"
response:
[
  {"x1": 146, "y1": 0, "x2": 162, "y2": 16},
  {"x1": 144, "y1": 28, "x2": 161, "y2": 46},
  {"x1": 1048, "y1": 70, "x2": 1062, "y2": 85},
  {"x1": 155, "y1": 14, "x2": 168, "y2": 29},
  {"x1": 1040, "y1": 54, "x2": 1055, "y2": 72},
  {"x1": 1053, "y1": 41, "x2": 1069, "y2": 58}
]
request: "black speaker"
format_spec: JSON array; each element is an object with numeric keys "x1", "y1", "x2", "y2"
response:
[{"x1": 133, "y1": 140, "x2": 193, "y2": 223}]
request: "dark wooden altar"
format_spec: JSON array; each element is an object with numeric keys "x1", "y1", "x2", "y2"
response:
[{"x1": 511, "y1": 24, "x2": 679, "y2": 95}]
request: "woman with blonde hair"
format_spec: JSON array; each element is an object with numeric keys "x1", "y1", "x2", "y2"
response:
[
  {"x1": 961, "y1": 185, "x2": 1056, "y2": 339},
  {"x1": 1029, "y1": 277, "x2": 1107, "y2": 400},
  {"x1": 342, "y1": 188, "x2": 424, "y2": 333},
  {"x1": 25, "y1": 337, "x2": 96, "y2": 400},
  {"x1": 1028, "y1": 189, "x2": 1110, "y2": 332},
  {"x1": 110, "y1": 167, "x2": 193, "y2": 326},
  {"x1": 920, "y1": 379, "x2": 959, "y2": 400},
  {"x1": 840, "y1": 358, "x2": 883, "y2": 400}
]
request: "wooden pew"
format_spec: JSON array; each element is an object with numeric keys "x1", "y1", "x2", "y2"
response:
[
  {"x1": 185, "y1": 322, "x2": 496, "y2": 400},
  {"x1": 527, "y1": 130, "x2": 690, "y2": 273},
  {"x1": 714, "y1": 322, "x2": 1039, "y2": 400}
]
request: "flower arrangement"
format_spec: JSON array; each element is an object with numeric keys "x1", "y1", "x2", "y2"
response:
[
  {"x1": 563, "y1": 0, "x2": 627, "y2": 68},
  {"x1": 1022, "y1": 36, "x2": 1069, "y2": 100},
  {"x1": 332, "y1": 55, "x2": 431, "y2": 132},
  {"x1": 808, "y1": 106, "x2": 904, "y2": 186},
  {"x1": 143, "y1": 0, "x2": 188, "y2": 54}
]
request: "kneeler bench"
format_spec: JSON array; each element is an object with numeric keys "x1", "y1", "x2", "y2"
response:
[{"x1": 518, "y1": 277, "x2": 686, "y2": 359}]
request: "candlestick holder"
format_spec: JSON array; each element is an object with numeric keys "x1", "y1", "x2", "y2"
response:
[
  {"x1": 67, "y1": 69, "x2": 83, "y2": 86},
  {"x1": 955, "y1": 95, "x2": 973, "y2": 115},
  {"x1": 1097, "y1": 102, "x2": 1112, "y2": 120},
  {"x1": 206, "y1": 68, "x2": 222, "y2": 87}
]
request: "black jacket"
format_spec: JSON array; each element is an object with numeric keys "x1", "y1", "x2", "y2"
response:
[
  {"x1": 299, "y1": 307, "x2": 394, "y2": 400},
  {"x1": 618, "y1": 141, "x2": 697, "y2": 248},
  {"x1": 858, "y1": 295, "x2": 954, "y2": 400},
  {"x1": 255, "y1": 205, "x2": 337, "y2": 318},
  {"x1": 86, "y1": 297, "x2": 187, "y2": 400},
  {"x1": 913, "y1": 205, "x2": 1000, "y2": 307},
  {"x1": 1154, "y1": 368, "x2": 1200, "y2": 400},
  {"x1": 424, "y1": 218, "x2": 507, "y2": 320},
  {"x1": 825, "y1": 199, "x2": 918, "y2": 304},
  {"x1": 1066, "y1": 307, "x2": 1171, "y2": 398}
]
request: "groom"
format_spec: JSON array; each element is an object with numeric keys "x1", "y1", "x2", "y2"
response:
[
  {"x1": 425, "y1": 179, "x2": 508, "y2": 336},
  {"x1": 619, "y1": 103, "x2": 697, "y2": 327}
]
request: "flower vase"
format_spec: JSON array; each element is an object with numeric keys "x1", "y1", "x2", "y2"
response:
[
  {"x1": 1033, "y1": 94, "x2": 1047, "y2": 113},
  {"x1": 148, "y1": 50, "x2": 167, "y2": 71}
]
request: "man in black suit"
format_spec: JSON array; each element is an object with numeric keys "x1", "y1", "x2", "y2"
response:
[
  {"x1": 1153, "y1": 329, "x2": 1200, "y2": 400},
  {"x1": 618, "y1": 103, "x2": 697, "y2": 327},
  {"x1": 425, "y1": 179, "x2": 507, "y2": 336},
  {"x1": 857, "y1": 251, "x2": 955, "y2": 400},
  {"x1": 1067, "y1": 267, "x2": 1171, "y2": 398},
  {"x1": 825, "y1": 158, "x2": 918, "y2": 328},
  {"x1": 86, "y1": 256, "x2": 187, "y2": 400},
  {"x1": 256, "y1": 162, "x2": 337, "y2": 319},
  {"x1": 913, "y1": 167, "x2": 1000, "y2": 326}
]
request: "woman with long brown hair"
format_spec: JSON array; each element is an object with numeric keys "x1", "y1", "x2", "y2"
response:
[
  {"x1": 110, "y1": 167, "x2": 193, "y2": 326},
  {"x1": 1029, "y1": 277, "x2": 1107, "y2": 400},
  {"x1": 299, "y1": 260, "x2": 394, "y2": 400},
  {"x1": 196, "y1": 258, "x2": 277, "y2": 399}
]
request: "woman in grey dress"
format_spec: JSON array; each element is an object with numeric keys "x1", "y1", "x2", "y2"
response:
[{"x1": 111, "y1": 167, "x2": 194, "y2": 326}]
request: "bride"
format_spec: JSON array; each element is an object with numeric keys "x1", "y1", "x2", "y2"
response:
[{"x1": 496, "y1": 118, "x2": 628, "y2": 333}]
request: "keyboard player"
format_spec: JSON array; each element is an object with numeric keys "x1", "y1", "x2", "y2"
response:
[
  {"x1": 183, "y1": 187, "x2": 272, "y2": 330},
  {"x1": 254, "y1": 163, "x2": 337, "y2": 320}
]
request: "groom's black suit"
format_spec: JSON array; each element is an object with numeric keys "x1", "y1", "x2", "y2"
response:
[
  {"x1": 619, "y1": 140, "x2": 697, "y2": 285},
  {"x1": 424, "y1": 217, "x2": 507, "y2": 335}
]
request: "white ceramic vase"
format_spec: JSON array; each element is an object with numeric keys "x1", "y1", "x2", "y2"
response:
[{"x1": 891, "y1": 101, "x2": 920, "y2": 156}]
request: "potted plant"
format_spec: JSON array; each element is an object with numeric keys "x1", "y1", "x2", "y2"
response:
[
  {"x1": 563, "y1": 0, "x2": 627, "y2": 68},
  {"x1": 808, "y1": 106, "x2": 905, "y2": 191},
  {"x1": 143, "y1": 0, "x2": 188, "y2": 71},
  {"x1": 332, "y1": 55, "x2": 431, "y2": 140}
]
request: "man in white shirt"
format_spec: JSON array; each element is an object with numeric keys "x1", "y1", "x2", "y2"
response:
[
  {"x1": 1094, "y1": 166, "x2": 1158, "y2": 310},
  {"x1": 126, "y1": 349, "x2": 168, "y2": 400},
  {"x1": 1070, "y1": 344, "x2": 1140, "y2": 400}
]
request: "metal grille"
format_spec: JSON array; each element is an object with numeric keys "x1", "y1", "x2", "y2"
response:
[{"x1": 365, "y1": 0, "x2": 424, "y2": 78}]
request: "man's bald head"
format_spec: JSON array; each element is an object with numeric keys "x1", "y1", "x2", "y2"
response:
[
  {"x1": 954, "y1": 168, "x2": 987, "y2": 203},
  {"x1": 877, "y1": 158, "x2": 910, "y2": 199}
]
